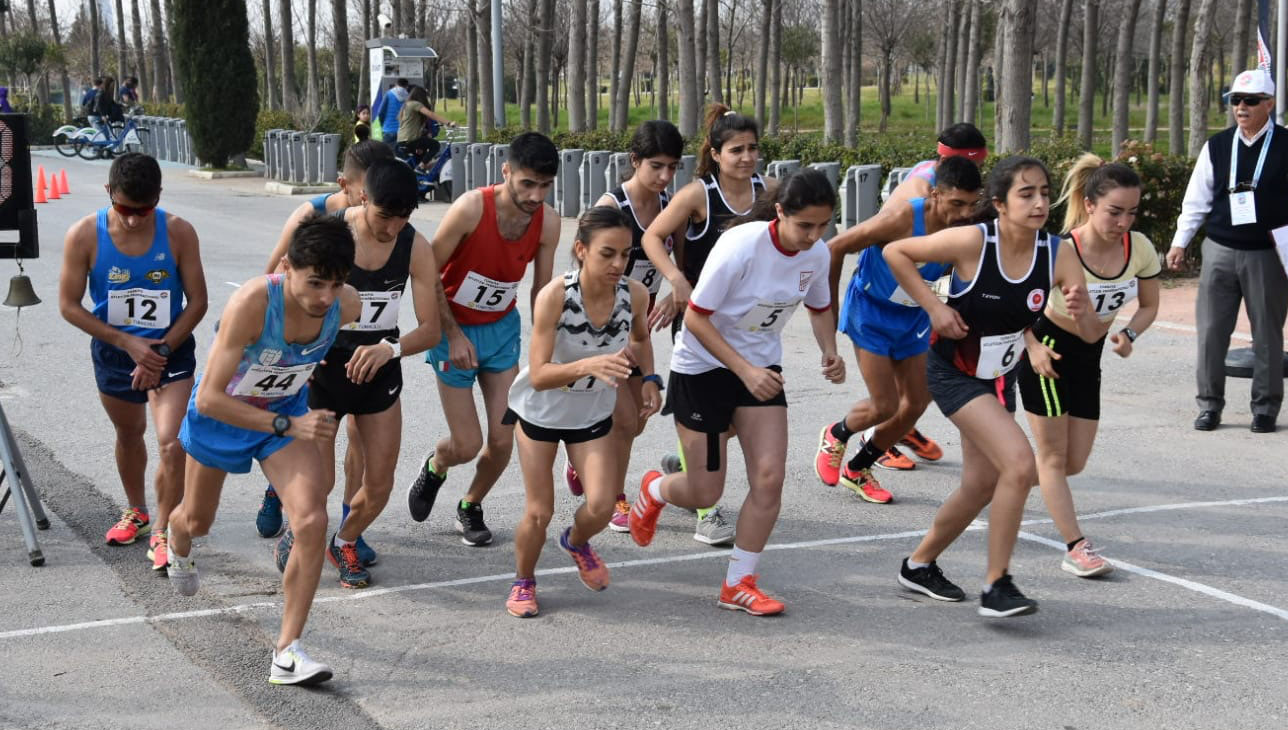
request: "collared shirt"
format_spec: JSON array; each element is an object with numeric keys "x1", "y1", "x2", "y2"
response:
[{"x1": 1170, "y1": 118, "x2": 1273, "y2": 250}]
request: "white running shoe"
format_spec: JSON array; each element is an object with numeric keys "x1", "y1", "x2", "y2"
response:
[
  {"x1": 268, "y1": 640, "x2": 334, "y2": 686},
  {"x1": 166, "y1": 536, "x2": 199, "y2": 597}
]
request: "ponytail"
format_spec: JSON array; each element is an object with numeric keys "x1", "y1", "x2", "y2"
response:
[
  {"x1": 1056, "y1": 153, "x2": 1142, "y2": 233},
  {"x1": 695, "y1": 103, "x2": 759, "y2": 179}
]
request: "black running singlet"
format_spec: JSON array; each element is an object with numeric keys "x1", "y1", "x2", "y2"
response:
[
  {"x1": 333, "y1": 213, "x2": 416, "y2": 349},
  {"x1": 682, "y1": 173, "x2": 766, "y2": 285},
  {"x1": 930, "y1": 220, "x2": 1058, "y2": 379},
  {"x1": 608, "y1": 184, "x2": 670, "y2": 295}
]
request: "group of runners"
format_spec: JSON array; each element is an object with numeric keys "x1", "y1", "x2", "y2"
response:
[{"x1": 59, "y1": 105, "x2": 1162, "y2": 685}]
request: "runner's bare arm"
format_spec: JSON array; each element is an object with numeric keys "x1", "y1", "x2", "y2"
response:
[
  {"x1": 827, "y1": 205, "x2": 913, "y2": 319},
  {"x1": 684, "y1": 306, "x2": 783, "y2": 401},
  {"x1": 883, "y1": 226, "x2": 981, "y2": 339},
  {"x1": 192, "y1": 279, "x2": 285, "y2": 432},
  {"x1": 593, "y1": 193, "x2": 618, "y2": 208},
  {"x1": 526, "y1": 278, "x2": 631, "y2": 390},
  {"x1": 644, "y1": 180, "x2": 703, "y2": 306},
  {"x1": 627, "y1": 279, "x2": 662, "y2": 416},
  {"x1": 401, "y1": 232, "x2": 443, "y2": 355},
  {"x1": 429, "y1": 189, "x2": 485, "y2": 341},
  {"x1": 1052, "y1": 241, "x2": 1098, "y2": 342},
  {"x1": 808, "y1": 305, "x2": 845, "y2": 384},
  {"x1": 265, "y1": 201, "x2": 315, "y2": 274},
  {"x1": 529, "y1": 204, "x2": 561, "y2": 314},
  {"x1": 162, "y1": 214, "x2": 209, "y2": 351},
  {"x1": 57, "y1": 215, "x2": 167, "y2": 370}
]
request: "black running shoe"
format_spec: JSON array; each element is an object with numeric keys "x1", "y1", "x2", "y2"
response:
[
  {"x1": 455, "y1": 501, "x2": 493, "y2": 546},
  {"x1": 978, "y1": 574, "x2": 1038, "y2": 618},
  {"x1": 407, "y1": 450, "x2": 446, "y2": 522},
  {"x1": 897, "y1": 557, "x2": 966, "y2": 602}
]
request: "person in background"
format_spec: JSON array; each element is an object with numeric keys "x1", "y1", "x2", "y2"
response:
[
  {"x1": 372, "y1": 78, "x2": 410, "y2": 142},
  {"x1": 119, "y1": 76, "x2": 140, "y2": 110},
  {"x1": 353, "y1": 105, "x2": 372, "y2": 142},
  {"x1": 397, "y1": 86, "x2": 454, "y2": 170}
]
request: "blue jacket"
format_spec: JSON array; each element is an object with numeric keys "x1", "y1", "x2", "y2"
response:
[{"x1": 372, "y1": 86, "x2": 410, "y2": 137}]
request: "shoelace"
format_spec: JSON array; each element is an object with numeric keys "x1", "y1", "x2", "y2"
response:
[
  {"x1": 338, "y1": 543, "x2": 364, "y2": 571},
  {"x1": 821, "y1": 437, "x2": 845, "y2": 467},
  {"x1": 113, "y1": 508, "x2": 145, "y2": 531},
  {"x1": 511, "y1": 582, "x2": 535, "y2": 601},
  {"x1": 462, "y1": 506, "x2": 486, "y2": 530},
  {"x1": 884, "y1": 446, "x2": 907, "y2": 459},
  {"x1": 703, "y1": 509, "x2": 729, "y2": 528},
  {"x1": 568, "y1": 542, "x2": 601, "y2": 570},
  {"x1": 614, "y1": 500, "x2": 630, "y2": 515}
]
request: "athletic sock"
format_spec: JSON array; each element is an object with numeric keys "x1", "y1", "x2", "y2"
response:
[
  {"x1": 906, "y1": 559, "x2": 930, "y2": 570},
  {"x1": 459, "y1": 500, "x2": 473, "y2": 510},
  {"x1": 1067, "y1": 537, "x2": 1085, "y2": 552},
  {"x1": 696, "y1": 506, "x2": 713, "y2": 520},
  {"x1": 334, "y1": 535, "x2": 355, "y2": 548},
  {"x1": 847, "y1": 439, "x2": 884, "y2": 473},
  {"x1": 646, "y1": 476, "x2": 666, "y2": 503},
  {"x1": 675, "y1": 437, "x2": 687, "y2": 473},
  {"x1": 830, "y1": 419, "x2": 856, "y2": 443},
  {"x1": 725, "y1": 547, "x2": 760, "y2": 587}
]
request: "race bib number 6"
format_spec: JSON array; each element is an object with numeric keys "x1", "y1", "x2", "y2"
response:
[
  {"x1": 975, "y1": 330, "x2": 1025, "y2": 379},
  {"x1": 231, "y1": 363, "x2": 316, "y2": 399},
  {"x1": 452, "y1": 271, "x2": 519, "y2": 312},
  {"x1": 735, "y1": 300, "x2": 801, "y2": 334},
  {"x1": 107, "y1": 288, "x2": 171, "y2": 329},
  {"x1": 343, "y1": 290, "x2": 402, "y2": 331}
]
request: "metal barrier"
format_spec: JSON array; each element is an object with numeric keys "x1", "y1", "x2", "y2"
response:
[
  {"x1": 580, "y1": 151, "x2": 610, "y2": 210},
  {"x1": 606, "y1": 152, "x2": 630, "y2": 189},
  {"x1": 448, "y1": 142, "x2": 469, "y2": 200},
  {"x1": 670, "y1": 154, "x2": 697, "y2": 195},
  {"x1": 808, "y1": 162, "x2": 842, "y2": 237},
  {"x1": 466, "y1": 143, "x2": 491, "y2": 192},
  {"x1": 487, "y1": 144, "x2": 510, "y2": 185},
  {"x1": 303, "y1": 134, "x2": 321, "y2": 184},
  {"x1": 164, "y1": 120, "x2": 179, "y2": 164},
  {"x1": 556, "y1": 149, "x2": 584, "y2": 218},
  {"x1": 765, "y1": 159, "x2": 801, "y2": 180},
  {"x1": 319, "y1": 134, "x2": 341, "y2": 183},
  {"x1": 839, "y1": 164, "x2": 883, "y2": 229},
  {"x1": 289, "y1": 133, "x2": 306, "y2": 184}
]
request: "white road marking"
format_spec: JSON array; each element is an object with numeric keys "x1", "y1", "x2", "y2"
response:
[
  {"x1": 225, "y1": 281, "x2": 241, "y2": 288},
  {"x1": 2, "y1": 495, "x2": 1285, "y2": 641},
  {"x1": 1116, "y1": 315, "x2": 1252, "y2": 342}
]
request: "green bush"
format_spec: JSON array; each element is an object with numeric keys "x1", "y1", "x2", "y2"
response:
[
  {"x1": 172, "y1": 0, "x2": 258, "y2": 168},
  {"x1": 13, "y1": 98, "x2": 63, "y2": 142}
]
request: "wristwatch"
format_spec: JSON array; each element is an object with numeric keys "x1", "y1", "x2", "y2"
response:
[
  {"x1": 151, "y1": 342, "x2": 173, "y2": 358},
  {"x1": 1120, "y1": 327, "x2": 1138, "y2": 343},
  {"x1": 383, "y1": 336, "x2": 402, "y2": 359},
  {"x1": 642, "y1": 373, "x2": 665, "y2": 390},
  {"x1": 272, "y1": 414, "x2": 291, "y2": 437}
]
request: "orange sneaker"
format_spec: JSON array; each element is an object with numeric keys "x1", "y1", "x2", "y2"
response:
[
  {"x1": 147, "y1": 531, "x2": 168, "y2": 572},
  {"x1": 559, "y1": 527, "x2": 610, "y2": 590},
  {"x1": 629, "y1": 470, "x2": 666, "y2": 547},
  {"x1": 840, "y1": 464, "x2": 893, "y2": 503},
  {"x1": 875, "y1": 446, "x2": 917, "y2": 471},
  {"x1": 814, "y1": 424, "x2": 847, "y2": 486},
  {"x1": 717, "y1": 575, "x2": 785, "y2": 616},
  {"x1": 506, "y1": 578, "x2": 539, "y2": 617},
  {"x1": 105, "y1": 507, "x2": 151, "y2": 545},
  {"x1": 900, "y1": 429, "x2": 943, "y2": 461}
]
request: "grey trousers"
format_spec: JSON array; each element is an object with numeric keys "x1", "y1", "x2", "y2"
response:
[{"x1": 1196, "y1": 238, "x2": 1288, "y2": 418}]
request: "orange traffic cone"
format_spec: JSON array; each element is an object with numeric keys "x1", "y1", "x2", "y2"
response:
[
  {"x1": 58, "y1": 169, "x2": 69, "y2": 195},
  {"x1": 48, "y1": 173, "x2": 60, "y2": 200},
  {"x1": 34, "y1": 167, "x2": 46, "y2": 204}
]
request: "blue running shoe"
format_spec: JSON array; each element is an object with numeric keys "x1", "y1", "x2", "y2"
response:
[
  {"x1": 274, "y1": 527, "x2": 294, "y2": 574},
  {"x1": 256, "y1": 486, "x2": 284, "y2": 538},
  {"x1": 355, "y1": 535, "x2": 378, "y2": 566}
]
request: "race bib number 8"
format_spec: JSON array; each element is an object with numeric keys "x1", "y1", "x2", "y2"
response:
[
  {"x1": 452, "y1": 271, "x2": 519, "y2": 312},
  {"x1": 231, "y1": 363, "x2": 316, "y2": 399},
  {"x1": 975, "y1": 330, "x2": 1025, "y2": 379},
  {"x1": 735, "y1": 300, "x2": 801, "y2": 334},
  {"x1": 107, "y1": 288, "x2": 171, "y2": 329},
  {"x1": 1088, "y1": 279, "x2": 1138, "y2": 318},
  {"x1": 628, "y1": 258, "x2": 661, "y2": 294},
  {"x1": 343, "y1": 290, "x2": 402, "y2": 331}
]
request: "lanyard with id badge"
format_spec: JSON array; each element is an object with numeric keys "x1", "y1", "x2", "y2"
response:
[{"x1": 1229, "y1": 126, "x2": 1272, "y2": 226}]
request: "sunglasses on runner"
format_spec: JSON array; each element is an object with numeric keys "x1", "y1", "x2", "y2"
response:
[
  {"x1": 110, "y1": 197, "x2": 158, "y2": 217},
  {"x1": 1228, "y1": 94, "x2": 1271, "y2": 107}
]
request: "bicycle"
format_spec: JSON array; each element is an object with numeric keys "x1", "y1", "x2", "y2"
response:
[{"x1": 73, "y1": 114, "x2": 150, "y2": 160}]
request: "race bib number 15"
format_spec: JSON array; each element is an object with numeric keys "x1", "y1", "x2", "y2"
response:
[{"x1": 452, "y1": 271, "x2": 519, "y2": 312}]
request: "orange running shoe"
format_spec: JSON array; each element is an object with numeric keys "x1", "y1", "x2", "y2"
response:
[
  {"x1": 875, "y1": 446, "x2": 917, "y2": 471},
  {"x1": 900, "y1": 429, "x2": 943, "y2": 461},
  {"x1": 814, "y1": 425, "x2": 847, "y2": 486},
  {"x1": 608, "y1": 495, "x2": 631, "y2": 532},
  {"x1": 629, "y1": 470, "x2": 666, "y2": 547},
  {"x1": 506, "y1": 578, "x2": 539, "y2": 617},
  {"x1": 840, "y1": 464, "x2": 893, "y2": 504},
  {"x1": 147, "y1": 532, "x2": 168, "y2": 572},
  {"x1": 560, "y1": 527, "x2": 611, "y2": 590},
  {"x1": 105, "y1": 507, "x2": 151, "y2": 545},
  {"x1": 717, "y1": 575, "x2": 785, "y2": 616}
]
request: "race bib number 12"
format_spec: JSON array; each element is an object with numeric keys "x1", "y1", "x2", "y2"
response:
[{"x1": 107, "y1": 288, "x2": 171, "y2": 329}]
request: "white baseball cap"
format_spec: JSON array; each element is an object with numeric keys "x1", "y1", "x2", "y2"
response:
[{"x1": 1225, "y1": 69, "x2": 1276, "y2": 101}]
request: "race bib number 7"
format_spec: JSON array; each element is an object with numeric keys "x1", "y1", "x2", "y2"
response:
[
  {"x1": 343, "y1": 290, "x2": 402, "y2": 331},
  {"x1": 735, "y1": 300, "x2": 801, "y2": 334},
  {"x1": 975, "y1": 330, "x2": 1025, "y2": 379},
  {"x1": 452, "y1": 271, "x2": 519, "y2": 312},
  {"x1": 231, "y1": 363, "x2": 316, "y2": 399},
  {"x1": 107, "y1": 288, "x2": 171, "y2": 329}
]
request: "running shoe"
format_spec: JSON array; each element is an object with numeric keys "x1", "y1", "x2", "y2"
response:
[
  {"x1": 268, "y1": 640, "x2": 333, "y2": 686},
  {"x1": 1062, "y1": 539, "x2": 1114, "y2": 578},
  {"x1": 105, "y1": 507, "x2": 150, "y2": 545},
  {"x1": 608, "y1": 494, "x2": 631, "y2": 532},
  {"x1": 506, "y1": 578, "x2": 539, "y2": 618},
  {"x1": 629, "y1": 470, "x2": 666, "y2": 547},
  {"x1": 814, "y1": 424, "x2": 847, "y2": 486},
  {"x1": 256, "y1": 486, "x2": 285, "y2": 538},
  {"x1": 147, "y1": 531, "x2": 168, "y2": 572},
  {"x1": 560, "y1": 527, "x2": 610, "y2": 591},
  {"x1": 693, "y1": 507, "x2": 735, "y2": 546},
  {"x1": 455, "y1": 501, "x2": 493, "y2": 546},
  {"x1": 897, "y1": 558, "x2": 965, "y2": 601},
  {"x1": 355, "y1": 535, "x2": 378, "y2": 566},
  {"x1": 167, "y1": 535, "x2": 199, "y2": 597},
  {"x1": 565, "y1": 458, "x2": 584, "y2": 497},
  {"x1": 899, "y1": 429, "x2": 943, "y2": 461},
  {"x1": 327, "y1": 534, "x2": 371, "y2": 588},
  {"x1": 978, "y1": 574, "x2": 1039, "y2": 618},
  {"x1": 407, "y1": 450, "x2": 447, "y2": 523},
  {"x1": 839, "y1": 464, "x2": 893, "y2": 504},
  {"x1": 660, "y1": 454, "x2": 683, "y2": 475},
  {"x1": 717, "y1": 575, "x2": 785, "y2": 616},
  {"x1": 875, "y1": 446, "x2": 917, "y2": 471},
  {"x1": 274, "y1": 527, "x2": 294, "y2": 574}
]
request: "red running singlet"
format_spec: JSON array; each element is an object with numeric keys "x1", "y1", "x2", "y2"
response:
[{"x1": 440, "y1": 185, "x2": 545, "y2": 326}]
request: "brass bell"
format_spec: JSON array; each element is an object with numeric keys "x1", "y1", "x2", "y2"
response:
[{"x1": 3, "y1": 274, "x2": 40, "y2": 308}]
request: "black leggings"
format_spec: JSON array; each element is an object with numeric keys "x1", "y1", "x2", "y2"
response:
[{"x1": 397, "y1": 136, "x2": 441, "y2": 166}]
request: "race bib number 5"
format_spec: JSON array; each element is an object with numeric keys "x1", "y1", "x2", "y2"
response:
[
  {"x1": 735, "y1": 300, "x2": 801, "y2": 334},
  {"x1": 975, "y1": 330, "x2": 1025, "y2": 379},
  {"x1": 343, "y1": 290, "x2": 402, "y2": 331},
  {"x1": 107, "y1": 288, "x2": 171, "y2": 329},
  {"x1": 452, "y1": 271, "x2": 519, "y2": 312},
  {"x1": 231, "y1": 363, "x2": 316, "y2": 399}
]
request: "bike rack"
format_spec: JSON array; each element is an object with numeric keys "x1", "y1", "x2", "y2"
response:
[
  {"x1": 487, "y1": 144, "x2": 509, "y2": 185},
  {"x1": 765, "y1": 159, "x2": 801, "y2": 180},
  {"x1": 881, "y1": 167, "x2": 914, "y2": 203},
  {"x1": 467, "y1": 144, "x2": 491, "y2": 192},
  {"x1": 289, "y1": 133, "x2": 306, "y2": 184},
  {"x1": 580, "y1": 151, "x2": 610, "y2": 211},
  {"x1": 319, "y1": 134, "x2": 341, "y2": 183},
  {"x1": 606, "y1": 152, "x2": 631, "y2": 190},
  {"x1": 304, "y1": 134, "x2": 322, "y2": 184},
  {"x1": 839, "y1": 164, "x2": 882, "y2": 230}
]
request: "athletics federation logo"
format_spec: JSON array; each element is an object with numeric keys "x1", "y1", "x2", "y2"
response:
[
  {"x1": 258, "y1": 348, "x2": 283, "y2": 366},
  {"x1": 145, "y1": 269, "x2": 170, "y2": 284},
  {"x1": 1027, "y1": 288, "x2": 1046, "y2": 312},
  {"x1": 799, "y1": 271, "x2": 815, "y2": 292}
]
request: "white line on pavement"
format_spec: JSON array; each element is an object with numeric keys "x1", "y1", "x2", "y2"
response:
[
  {"x1": 1116, "y1": 315, "x2": 1252, "y2": 342},
  {"x1": 2, "y1": 495, "x2": 1285, "y2": 641}
]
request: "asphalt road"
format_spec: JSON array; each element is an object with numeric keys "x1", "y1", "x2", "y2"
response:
[{"x1": 0, "y1": 151, "x2": 1284, "y2": 730}]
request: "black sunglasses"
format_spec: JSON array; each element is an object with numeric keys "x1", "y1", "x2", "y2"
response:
[{"x1": 1229, "y1": 94, "x2": 1271, "y2": 107}]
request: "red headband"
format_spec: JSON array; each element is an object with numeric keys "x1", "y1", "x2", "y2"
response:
[{"x1": 938, "y1": 142, "x2": 988, "y2": 162}]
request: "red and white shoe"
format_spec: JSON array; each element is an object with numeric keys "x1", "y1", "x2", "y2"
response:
[
  {"x1": 717, "y1": 575, "x2": 785, "y2": 616},
  {"x1": 629, "y1": 471, "x2": 666, "y2": 547}
]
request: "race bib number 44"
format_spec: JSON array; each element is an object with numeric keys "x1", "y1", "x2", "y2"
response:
[
  {"x1": 343, "y1": 290, "x2": 402, "y2": 331},
  {"x1": 231, "y1": 363, "x2": 316, "y2": 399},
  {"x1": 452, "y1": 271, "x2": 519, "y2": 312},
  {"x1": 975, "y1": 330, "x2": 1025, "y2": 379},
  {"x1": 735, "y1": 300, "x2": 801, "y2": 334},
  {"x1": 107, "y1": 288, "x2": 171, "y2": 329}
]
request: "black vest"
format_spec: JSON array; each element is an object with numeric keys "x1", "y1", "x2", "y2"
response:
[{"x1": 1203, "y1": 124, "x2": 1288, "y2": 250}]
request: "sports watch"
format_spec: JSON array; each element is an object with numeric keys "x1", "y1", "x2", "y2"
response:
[
  {"x1": 383, "y1": 336, "x2": 402, "y2": 359},
  {"x1": 272, "y1": 414, "x2": 291, "y2": 437},
  {"x1": 1120, "y1": 327, "x2": 1138, "y2": 343},
  {"x1": 151, "y1": 342, "x2": 173, "y2": 358},
  {"x1": 642, "y1": 374, "x2": 664, "y2": 390}
]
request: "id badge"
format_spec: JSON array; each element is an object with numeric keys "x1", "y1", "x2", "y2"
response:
[{"x1": 1231, "y1": 191, "x2": 1258, "y2": 226}]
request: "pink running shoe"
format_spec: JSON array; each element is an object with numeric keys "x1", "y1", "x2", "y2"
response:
[
  {"x1": 565, "y1": 458, "x2": 584, "y2": 497},
  {"x1": 609, "y1": 494, "x2": 630, "y2": 532},
  {"x1": 1062, "y1": 539, "x2": 1113, "y2": 578}
]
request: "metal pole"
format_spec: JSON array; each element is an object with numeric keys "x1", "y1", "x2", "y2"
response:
[
  {"x1": 1278, "y1": 0, "x2": 1287, "y2": 124},
  {"x1": 492, "y1": 0, "x2": 505, "y2": 127}
]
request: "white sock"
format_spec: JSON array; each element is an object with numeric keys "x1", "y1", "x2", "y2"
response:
[
  {"x1": 647, "y1": 476, "x2": 666, "y2": 503},
  {"x1": 334, "y1": 535, "x2": 355, "y2": 547},
  {"x1": 725, "y1": 546, "x2": 760, "y2": 587},
  {"x1": 907, "y1": 558, "x2": 930, "y2": 570},
  {"x1": 982, "y1": 582, "x2": 993, "y2": 594}
]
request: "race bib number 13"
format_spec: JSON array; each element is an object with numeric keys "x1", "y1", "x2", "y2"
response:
[{"x1": 452, "y1": 271, "x2": 519, "y2": 312}]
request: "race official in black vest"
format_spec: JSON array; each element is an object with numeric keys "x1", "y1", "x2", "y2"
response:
[{"x1": 1168, "y1": 69, "x2": 1288, "y2": 434}]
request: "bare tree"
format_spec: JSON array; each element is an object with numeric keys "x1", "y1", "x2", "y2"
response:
[
  {"x1": 1168, "y1": 0, "x2": 1191, "y2": 154},
  {"x1": 1111, "y1": 0, "x2": 1142, "y2": 153},
  {"x1": 280, "y1": 0, "x2": 297, "y2": 109},
  {"x1": 89, "y1": 0, "x2": 101, "y2": 79},
  {"x1": 306, "y1": 0, "x2": 320, "y2": 115},
  {"x1": 588, "y1": 0, "x2": 600, "y2": 128},
  {"x1": 963, "y1": 0, "x2": 981, "y2": 124},
  {"x1": 940, "y1": 0, "x2": 958, "y2": 125},
  {"x1": 1228, "y1": 0, "x2": 1253, "y2": 125},
  {"x1": 934, "y1": 9, "x2": 948, "y2": 130},
  {"x1": 845, "y1": 0, "x2": 862, "y2": 145},
  {"x1": 658, "y1": 0, "x2": 670, "y2": 120},
  {"x1": 677, "y1": 0, "x2": 699, "y2": 134},
  {"x1": 333, "y1": 0, "x2": 352, "y2": 111},
  {"x1": 568, "y1": 0, "x2": 587, "y2": 130},
  {"x1": 865, "y1": 0, "x2": 917, "y2": 133},
  {"x1": 1186, "y1": 0, "x2": 1217, "y2": 156},
  {"x1": 46, "y1": 0, "x2": 72, "y2": 118},
  {"x1": 767, "y1": 0, "x2": 781, "y2": 134},
  {"x1": 954, "y1": 0, "x2": 970, "y2": 120},
  {"x1": 520, "y1": 0, "x2": 535, "y2": 126},
  {"x1": 1143, "y1": 0, "x2": 1166, "y2": 142},
  {"x1": 466, "y1": 0, "x2": 478, "y2": 139},
  {"x1": 163, "y1": 0, "x2": 181, "y2": 102},
  {"x1": 358, "y1": 0, "x2": 370, "y2": 108},
  {"x1": 536, "y1": 0, "x2": 555, "y2": 132},
  {"x1": 820, "y1": 0, "x2": 842, "y2": 141},
  {"x1": 149, "y1": 0, "x2": 168, "y2": 99},
  {"x1": 115, "y1": 0, "x2": 128, "y2": 87},
  {"x1": 992, "y1": 2, "x2": 1007, "y2": 145},
  {"x1": 477, "y1": 0, "x2": 493, "y2": 135},
  {"x1": 614, "y1": 0, "x2": 642, "y2": 130},
  {"x1": 263, "y1": 0, "x2": 279, "y2": 109},
  {"x1": 610, "y1": 0, "x2": 622, "y2": 120},
  {"x1": 131, "y1": 0, "x2": 147, "y2": 99},
  {"x1": 755, "y1": 0, "x2": 771, "y2": 126},
  {"x1": 706, "y1": 0, "x2": 721, "y2": 102},
  {"x1": 1077, "y1": 0, "x2": 1099, "y2": 149},
  {"x1": 997, "y1": 0, "x2": 1035, "y2": 152}
]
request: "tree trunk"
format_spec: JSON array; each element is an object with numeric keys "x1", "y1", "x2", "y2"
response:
[
  {"x1": 1144, "y1": 0, "x2": 1166, "y2": 143},
  {"x1": 279, "y1": 0, "x2": 297, "y2": 109},
  {"x1": 954, "y1": 0, "x2": 970, "y2": 119},
  {"x1": 993, "y1": 2, "x2": 1008, "y2": 146},
  {"x1": 879, "y1": 53, "x2": 892, "y2": 132},
  {"x1": 1112, "y1": 0, "x2": 1142, "y2": 154},
  {"x1": 1077, "y1": 0, "x2": 1099, "y2": 149},
  {"x1": 131, "y1": 0, "x2": 147, "y2": 99},
  {"x1": 149, "y1": 0, "x2": 167, "y2": 100},
  {"x1": 820, "y1": 0, "x2": 842, "y2": 141},
  {"x1": 706, "y1": 0, "x2": 722, "y2": 102},
  {"x1": 614, "y1": 0, "x2": 642, "y2": 130},
  {"x1": 998, "y1": 0, "x2": 1034, "y2": 152},
  {"x1": 332, "y1": 0, "x2": 351, "y2": 111},
  {"x1": 845, "y1": 0, "x2": 862, "y2": 145},
  {"x1": 942, "y1": 0, "x2": 958, "y2": 124},
  {"x1": 695, "y1": 0, "x2": 706, "y2": 98},
  {"x1": 164, "y1": 0, "x2": 182, "y2": 103},
  {"x1": 1168, "y1": 0, "x2": 1191, "y2": 155},
  {"x1": 306, "y1": 0, "x2": 319, "y2": 115},
  {"x1": 569, "y1": 0, "x2": 587, "y2": 130},
  {"x1": 1231, "y1": 0, "x2": 1252, "y2": 72},
  {"x1": 935, "y1": 16, "x2": 949, "y2": 130},
  {"x1": 536, "y1": 0, "x2": 554, "y2": 133},
  {"x1": 115, "y1": 0, "x2": 127, "y2": 82},
  {"x1": 1187, "y1": 0, "x2": 1217, "y2": 157},
  {"x1": 46, "y1": 0, "x2": 72, "y2": 119},
  {"x1": 755, "y1": 0, "x2": 770, "y2": 126},
  {"x1": 357, "y1": 0, "x2": 369, "y2": 108},
  {"x1": 658, "y1": 0, "x2": 670, "y2": 121},
  {"x1": 477, "y1": 0, "x2": 494, "y2": 135},
  {"x1": 89, "y1": 0, "x2": 101, "y2": 80},
  {"x1": 588, "y1": 0, "x2": 600, "y2": 128},
  {"x1": 677, "y1": 0, "x2": 699, "y2": 135},
  {"x1": 519, "y1": 1, "x2": 532, "y2": 127},
  {"x1": 963, "y1": 0, "x2": 981, "y2": 124},
  {"x1": 767, "y1": 0, "x2": 781, "y2": 135},
  {"x1": 610, "y1": 0, "x2": 623, "y2": 122},
  {"x1": 466, "y1": 0, "x2": 478, "y2": 139},
  {"x1": 262, "y1": 0, "x2": 278, "y2": 109}
]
